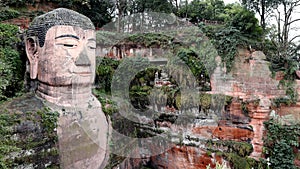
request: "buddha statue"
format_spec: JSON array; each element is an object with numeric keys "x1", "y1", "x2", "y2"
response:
[{"x1": 1, "y1": 8, "x2": 110, "y2": 169}]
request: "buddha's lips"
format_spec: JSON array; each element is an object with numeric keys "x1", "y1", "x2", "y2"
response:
[
  {"x1": 73, "y1": 72, "x2": 92, "y2": 76},
  {"x1": 72, "y1": 68, "x2": 93, "y2": 76}
]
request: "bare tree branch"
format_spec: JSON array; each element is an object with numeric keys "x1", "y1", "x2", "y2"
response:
[
  {"x1": 289, "y1": 35, "x2": 300, "y2": 43},
  {"x1": 287, "y1": 18, "x2": 300, "y2": 26}
]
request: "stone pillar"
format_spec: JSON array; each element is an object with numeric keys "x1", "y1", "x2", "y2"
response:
[
  {"x1": 248, "y1": 99, "x2": 270, "y2": 159},
  {"x1": 229, "y1": 101, "x2": 242, "y2": 122}
]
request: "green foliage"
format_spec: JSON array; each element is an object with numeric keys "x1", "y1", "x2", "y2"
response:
[
  {"x1": 268, "y1": 43, "x2": 299, "y2": 81},
  {"x1": 199, "y1": 25, "x2": 240, "y2": 72},
  {"x1": 0, "y1": 0, "x2": 33, "y2": 7},
  {"x1": 99, "y1": 27, "x2": 218, "y2": 97},
  {"x1": 111, "y1": 56, "x2": 151, "y2": 92},
  {"x1": 224, "y1": 153, "x2": 253, "y2": 169},
  {"x1": 0, "y1": 8, "x2": 20, "y2": 21},
  {"x1": 179, "y1": 0, "x2": 263, "y2": 41},
  {"x1": 95, "y1": 57, "x2": 120, "y2": 93},
  {"x1": 57, "y1": 0, "x2": 114, "y2": 27},
  {"x1": 263, "y1": 119, "x2": 300, "y2": 169},
  {"x1": 178, "y1": 0, "x2": 225, "y2": 23},
  {"x1": 0, "y1": 114, "x2": 20, "y2": 168},
  {"x1": 192, "y1": 3, "x2": 263, "y2": 72},
  {"x1": 199, "y1": 93, "x2": 212, "y2": 110},
  {"x1": 177, "y1": 48, "x2": 210, "y2": 90},
  {"x1": 0, "y1": 23, "x2": 20, "y2": 46},
  {"x1": 206, "y1": 140, "x2": 253, "y2": 157},
  {"x1": 223, "y1": 4, "x2": 262, "y2": 39},
  {"x1": 274, "y1": 80, "x2": 298, "y2": 106},
  {"x1": 199, "y1": 21, "x2": 262, "y2": 72},
  {"x1": 95, "y1": 56, "x2": 159, "y2": 113},
  {"x1": 129, "y1": 68, "x2": 158, "y2": 110},
  {"x1": 0, "y1": 100, "x2": 60, "y2": 168},
  {"x1": 37, "y1": 108, "x2": 59, "y2": 134},
  {"x1": 125, "y1": 33, "x2": 173, "y2": 48},
  {"x1": 205, "y1": 139, "x2": 263, "y2": 169},
  {"x1": 93, "y1": 90, "x2": 118, "y2": 116},
  {"x1": 0, "y1": 23, "x2": 24, "y2": 102},
  {"x1": 96, "y1": 31, "x2": 125, "y2": 47},
  {"x1": 241, "y1": 0, "x2": 281, "y2": 31},
  {"x1": 133, "y1": 0, "x2": 175, "y2": 13}
]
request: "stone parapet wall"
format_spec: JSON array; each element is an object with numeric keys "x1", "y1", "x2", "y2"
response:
[
  {"x1": 210, "y1": 49, "x2": 286, "y2": 158},
  {"x1": 210, "y1": 49, "x2": 285, "y2": 100}
]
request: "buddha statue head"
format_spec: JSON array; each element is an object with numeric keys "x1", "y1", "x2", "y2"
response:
[{"x1": 25, "y1": 8, "x2": 97, "y2": 105}]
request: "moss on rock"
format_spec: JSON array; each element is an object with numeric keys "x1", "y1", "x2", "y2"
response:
[{"x1": 0, "y1": 93, "x2": 60, "y2": 168}]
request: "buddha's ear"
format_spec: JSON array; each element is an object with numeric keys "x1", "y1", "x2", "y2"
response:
[{"x1": 25, "y1": 37, "x2": 39, "y2": 79}]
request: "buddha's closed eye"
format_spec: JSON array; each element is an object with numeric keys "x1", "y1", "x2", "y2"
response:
[
  {"x1": 55, "y1": 35, "x2": 79, "y2": 49},
  {"x1": 62, "y1": 43, "x2": 77, "y2": 48}
]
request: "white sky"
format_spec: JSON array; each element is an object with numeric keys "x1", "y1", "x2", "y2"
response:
[
  {"x1": 223, "y1": 0, "x2": 240, "y2": 5},
  {"x1": 222, "y1": 0, "x2": 299, "y2": 43},
  {"x1": 184, "y1": 0, "x2": 299, "y2": 43}
]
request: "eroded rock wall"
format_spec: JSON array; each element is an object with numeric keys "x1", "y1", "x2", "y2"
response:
[
  {"x1": 113, "y1": 49, "x2": 287, "y2": 169},
  {"x1": 210, "y1": 49, "x2": 286, "y2": 159}
]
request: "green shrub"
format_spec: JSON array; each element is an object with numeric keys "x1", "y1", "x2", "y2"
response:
[
  {"x1": 95, "y1": 57, "x2": 120, "y2": 93},
  {"x1": 177, "y1": 48, "x2": 210, "y2": 90},
  {"x1": 0, "y1": 113, "x2": 20, "y2": 168},
  {"x1": 199, "y1": 93, "x2": 212, "y2": 110},
  {"x1": 0, "y1": 8, "x2": 20, "y2": 21},
  {"x1": 93, "y1": 90, "x2": 118, "y2": 116},
  {"x1": 225, "y1": 153, "x2": 251, "y2": 169},
  {"x1": 0, "y1": 23, "x2": 24, "y2": 102},
  {"x1": 206, "y1": 140, "x2": 253, "y2": 157},
  {"x1": 263, "y1": 119, "x2": 300, "y2": 169}
]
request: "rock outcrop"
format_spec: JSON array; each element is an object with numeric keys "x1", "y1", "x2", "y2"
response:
[
  {"x1": 0, "y1": 93, "x2": 60, "y2": 168},
  {"x1": 111, "y1": 49, "x2": 296, "y2": 169}
]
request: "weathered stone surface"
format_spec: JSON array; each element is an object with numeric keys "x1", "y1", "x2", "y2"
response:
[
  {"x1": 276, "y1": 105, "x2": 300, "y2": 125},
  {"x1": 149, "y1": 146, "x2": 224, "y2": 169},
  {"x1": 48, "y1": 96, "x2": 109, "y2": 169},
  {"x1": 210, "y1": 49, "x2": 285, "y2": 100},
  {"x1": 0, "y1": 93, "x2": 60, "y2": 168},
  {"x1": 22, "y1": 8, "x2": 110, "y2": 168},
  {"x1": 248, "y1": 104, "x2": 270, "y2": 159},
  {"x1": 26, "y1": 8, "x2": 95, "y2": 47},
  {"x1": 191, "y1": 126, "x2": 254, "y2": 142},
  {"x1": 251, "y1": 51, "x2": 266, "y2": 60},
  {"x1": 209, "y1": 49, "x2": 287, "y2": 158},
  {"x1": 107, "y1": 49, "x2": 296, "y2": 168},
  {"x1": 212, "y1": 126, "x2": 253, "y2": 141}
]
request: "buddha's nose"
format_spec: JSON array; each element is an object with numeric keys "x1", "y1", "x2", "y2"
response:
[{"x1": 75, "y1": 48, "x2": 91, "y2": 66}]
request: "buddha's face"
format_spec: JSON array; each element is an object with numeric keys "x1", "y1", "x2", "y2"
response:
[{"x1": 36, "y1": 25, "x2": 96, "y2": 86}]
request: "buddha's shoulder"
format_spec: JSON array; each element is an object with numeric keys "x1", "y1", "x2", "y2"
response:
[
  {"x1": 0, "y1": 92, "x2": 45, "y2": 114},
  {"x1": 0, "y1": 94, "x2": 60, "y2": 168}
]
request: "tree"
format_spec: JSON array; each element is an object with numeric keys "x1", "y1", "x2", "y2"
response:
[
  {"x1": 134, "y1": 0, "x2": 175, "y2": 13},
  {"x1": 169, "y1": 0, "x2": 181, "y2": 13},
  {"x1": 0, "y1": 0, "x2": 32, "y2": 7},
  {"x1": 58, "y1": 0, "x2": 115, "y2": 28},
  {"x1": 115, "y1": 0, "x2": 128, "y2": 32},
  {"x1": 266, "y1": 0, "x2": 300, "y2": 79},
  {"x1": 224, "y1": 3, "x2": 263, "y2": 38},
  {"x1": 240, "y1": 0, "x2": 281, "y2": 31},
  {"x1": 273, "y1": 0, "x2": 300, "y2": 50},
  {"x1": 178, "y1": 0, "x2": 225, "y2": 23},
  {"x1": 0, "y1": 23, "x2": 24, "y2": 101},
  {"x1": 0, "y1": 8, "x2": 20, "y2": 21}
]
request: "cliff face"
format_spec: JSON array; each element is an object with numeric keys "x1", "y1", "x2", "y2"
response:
[
  {"x1": 210, "y1": 49, "x2": 286, "y2": 159},
  {"x1": 1, "y1": 2, "x2": 58, "y2": 29},
  {"x1": 112, "y1": 49, "x2": 300, "y2": 169},
  {"x1": 149, "y1": 146, "x2": 223, "y2": 169}
]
